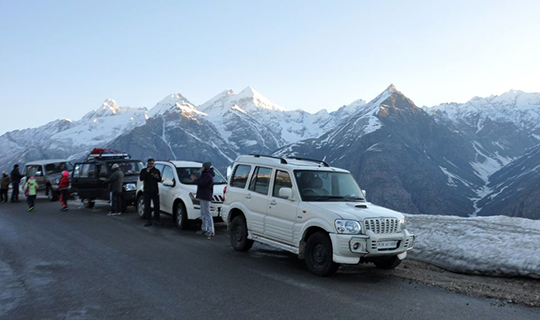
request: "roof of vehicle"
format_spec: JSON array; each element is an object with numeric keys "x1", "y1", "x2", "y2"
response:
[
  {"x1": 24, "y1": 159, "x2": 71, "y2": 165},
  {"x1": 79, "y1": 158, "x2": 143, "y2": 164},
  {"x1": 233, "y1": 155, "x2": 350, "y2": 173},
  {"x1": 157, "y1": 160, "x2": 204, "y2": 168}
]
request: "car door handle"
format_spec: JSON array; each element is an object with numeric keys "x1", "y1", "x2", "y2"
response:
[
  {"x1": 245, "y1": 194, "x2": 252, "y2": 200},
  {"x1": 269, "y1": 200, "x2": 277, "y2": 205}
]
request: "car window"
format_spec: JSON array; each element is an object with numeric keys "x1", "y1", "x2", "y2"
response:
[
  {"x1": 45, "y1": 164, "x2": 56, "y2": 175},
  {"x1": 272, "y1": 170, "x2": 292, "y2": 197},
  {"x1": 231, "y1": 165, "x2": 251, "y2": 188},
  {"x1": 162, "y1": 166, "x2": 174, "y2": 184},
  {"x1": 73, "y1": 164, "x2": 81, "y2": 178},
  {"x1": 177, "y1": 167, "x2": 227, "y2": 185},
  {"x1": 109, "y1": 161, "x2": 143, "y2": 175},
  {"x1": 80, "y1": 164, "x2": 96, "y2": 178},
  {"x1": 248, "y1": 166, "x2": 273, "y2": 195},
  {"x1": 53, "y1": 162, "x2": 72, "y2": 173},
  {"x1": 154, "y1": 164, "x2": 165, "y2": 174}
]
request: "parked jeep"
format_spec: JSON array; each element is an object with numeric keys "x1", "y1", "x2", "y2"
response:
[
  {"x1": 21, "y1": 160, "x2": 73, "y2": 201},
  {"x1": 222, "y1": 155, "x2": 415, "y2": 276},
  {"x1": 135, "y1": 160, "x2": 227, "y2": 229},
  {"x1": 71, "y1": 151, "x2": 143, "y2": 211}
]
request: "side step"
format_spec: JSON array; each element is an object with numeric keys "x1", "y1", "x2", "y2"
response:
[{"x1": 250, "y1": 235, "x2": 300, "y2": 255}]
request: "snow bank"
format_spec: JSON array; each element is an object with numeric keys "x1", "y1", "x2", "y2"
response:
[{"x1": 405, "y1": 214, "x2": 540, "y2": 279}]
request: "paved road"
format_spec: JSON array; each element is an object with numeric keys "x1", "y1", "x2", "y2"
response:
[{"x1": 0, "y1": 198, "x2": 538, "y2": 320}]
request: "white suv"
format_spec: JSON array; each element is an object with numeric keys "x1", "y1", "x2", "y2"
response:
[
  {"x1": 136, "y1": 161, "x2": 227, "y2": 229},
  {"x1": 222, "y1": 155, "x2": 415, "y2": 276}
]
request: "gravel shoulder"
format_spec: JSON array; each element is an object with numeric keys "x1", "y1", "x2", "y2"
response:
[{"x1": 390, "y1": 260, "x2": 540, "y2": 308}]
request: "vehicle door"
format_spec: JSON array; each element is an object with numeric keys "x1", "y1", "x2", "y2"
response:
[
  {"x1": 159, "y1": 165, "x2": 175, "y2": 214},
  {"x1": 44, "y1": 163, "x2": 57, "y2": 191},
  {"x1": 33, "y1": 165, "x2": 46, "y2": 191},
  {"x1": 71, "y1": 163, "x2": 98, "y2": 199},
  {"x1": 265, "y1": 170, "x2": 298, "y2": 244},
  {"x1": 245, "y1": 166, "x2": 273, "y2": 236}
]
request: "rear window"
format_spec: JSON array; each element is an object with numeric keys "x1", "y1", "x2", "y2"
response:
[
  {"x1": 248, "y1": 167, "x2": 273, "y2": 195},
  {"x1": 230, "y1": 165, "x2": 252, "y2": 188}
]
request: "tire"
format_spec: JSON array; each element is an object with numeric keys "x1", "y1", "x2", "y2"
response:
[
  {"x1": 373, "y1": 255, "x2": 402, "y2": 269},
  {"x1": 83, "y1": 198, "x2": 95, "y2": 209},
  {"x1": 174, "y1": 201, "x2": 188, "y2": 230},
  {"x1": 230, "y1": 215, "x2": 253, "y2": 252},
  {"x1": 305, "y1": 232, "x2": 339, "y2": 277},
  {"x1": 46, "y1": 186, "x2": 58, "y2": 201},
  {"x1": 136, "y1": 195, "x2": 145, "y2": 219}
]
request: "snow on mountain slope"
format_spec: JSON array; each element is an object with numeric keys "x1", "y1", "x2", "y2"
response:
[
  {"x1": 148, "y1": 93, "x2": 205, "y2": 118},
  {"x1": 199, "y1": 86, "x2": 365, "y2": 153},
  {"x1": 0, "y1": 99, "x2": 147, "y2": 171}
]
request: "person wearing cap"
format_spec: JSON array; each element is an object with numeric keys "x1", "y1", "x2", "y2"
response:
[
  {"x1": 140, "y1": 158, "x2": 162, "y2": 226},
  {"x1": 191, "y1": 162, "x2": 215, "y2": 238},
  {"x1": 103, "y1": 163, "x2": 124, "y2": 216},
  {"x1": 59, "y1": 170, "x2": 70, "y2": 211},
  {"x1": 0, "y1": 171, "x2": 10, "y2": 203},
  {"x1": 23, "y1": 176, "x2": 38, "y2": 211},
  {"x1": 10, "y1": 164, "x2": 23, "y2": 203}
]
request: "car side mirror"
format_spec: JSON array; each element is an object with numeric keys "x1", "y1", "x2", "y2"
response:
[
  {"x1": 163, "y1": 179, "x2": 175, "y2": 187},
  {"x1": 279, "y1": 187, "x2": 293, "y2": 200},
  {"x1": 362, "y1": 189, "x2": 367, "y2": 199},
  {"x1": 36, "y1": 171, "x2": 43, "y2": 176}
]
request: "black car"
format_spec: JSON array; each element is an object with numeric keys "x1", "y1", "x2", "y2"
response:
[{"x1": 71, "y1": 157, "x2": 144, "y2": 211}]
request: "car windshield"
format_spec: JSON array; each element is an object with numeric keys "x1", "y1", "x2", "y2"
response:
[
  {"x1": 176, "y1": 167, "x2": 227, "y2": 185},
  {"x1": 294, "y1": 170, "x2": 365, "y2": 202},
  {"x1": 109, "y1": 161, "x2": 144, "y2": 175},
  {"x1": 53, "y1": 162, "x2": 73, "y2": 173}
]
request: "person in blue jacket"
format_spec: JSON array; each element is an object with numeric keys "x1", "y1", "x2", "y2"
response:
[{"x1": 191, "y1": 162, "x2": 215, "y2": 239}]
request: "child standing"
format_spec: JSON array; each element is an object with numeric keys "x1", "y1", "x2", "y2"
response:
[
  {"x1": 24, "y1": 176, "x2": 37, "y2": 211},
  {"x1": 0, "y1": 171, "x2": 10, "y2": 203},
  {"x1": 59, "y1": 170, "x2": 70, "y2": 211}
]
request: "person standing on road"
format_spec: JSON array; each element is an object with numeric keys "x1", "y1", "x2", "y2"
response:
[
  {"x1": 191, "y1": 162, "x2": 215, "y2": 239},
  {"x1": 104, "y1": 164, "x2": 124, "y2": 216},
  {"x1": 23, "y1": 176, "x2": 37, "y2": 212},
  {"x1": 1, "y1": 171, "x2": 10, "y2": 203},
  {"x1": 10, "y1": 164, "x2": 23, "y2": 203},
  {"x1": 59, "y1": 170, "x2": 70, "y2": 211},
  {"x1": 139, "y1": 159, "x2": 161, "y2": 226}
]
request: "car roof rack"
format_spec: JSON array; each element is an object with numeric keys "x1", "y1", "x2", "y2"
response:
[
  {"x1": 286, "y1": 156, "x2": 330, "y2": 167},
  {"x1": 87, "y1": 148, "x2": 131, "y2": 160},
  {"x1": 249, "y1": 154, "x2": 288, "y2": 164}
]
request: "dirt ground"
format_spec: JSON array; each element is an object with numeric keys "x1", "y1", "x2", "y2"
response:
[{"x1": 391, "y1": 260, "x2": 540, "y2": 308}]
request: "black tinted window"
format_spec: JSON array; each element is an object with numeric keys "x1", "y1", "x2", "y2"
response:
[
  {"x1": 273, "y1": 170, "x2": 292, "y2": 197},
  {"x1": 248, "y1": 167, "x2": 273, "y2": 195},
  {"x1": 231, "y1": 165, "x2": 251, "y2": 188},
  {"x1": 81, "y1": 164, "x2": 96, "y2": 178}
]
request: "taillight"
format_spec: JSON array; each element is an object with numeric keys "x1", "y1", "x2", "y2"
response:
[{"x1": 223, "y1": 186, "x2": 227, "y2": 201}]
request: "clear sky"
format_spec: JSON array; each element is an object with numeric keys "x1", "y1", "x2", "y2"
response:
[{"x1": 1, "y1": 0, "x2": 539, "y2": 135}]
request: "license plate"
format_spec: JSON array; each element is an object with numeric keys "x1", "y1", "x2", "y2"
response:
[{"x1": 377, "y1": 240, "x2": 398, "y2": 249}]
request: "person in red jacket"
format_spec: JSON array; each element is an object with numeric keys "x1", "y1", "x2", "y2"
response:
[{"x1": 59, "y1": 170, "x2": 70, "y2": 211}]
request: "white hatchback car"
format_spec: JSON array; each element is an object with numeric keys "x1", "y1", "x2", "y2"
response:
[
  {"x1": 136, "y1": 160, "x2": 227, "y2": 229},
  {"x1": 222, "y1": 155, "x2": 415, "y2": 276}
]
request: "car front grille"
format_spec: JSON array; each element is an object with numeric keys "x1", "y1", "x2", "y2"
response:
[{"x1": 364, "y1": 218, "x2": 399, "y2": 234}]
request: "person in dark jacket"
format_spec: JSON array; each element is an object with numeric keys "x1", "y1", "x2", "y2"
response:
[
  {"x1": 1, "y1": 171, "x2": 10, "y2": 203},
  {"x1": 191, "y1": 162, "x2": 215, "y2": 238},
  {"x1": 104, "y1": 163, "x2": 124, "y2": 216},
  {"x1": 139, "y1": 159, "x2": 161, "y2": 226},
  {"x1": 10, "y1": 164, "x2": 23, "y2": 203},
  {"x1": 59, "y1": 170, "x2": 70, "y2": 211}
]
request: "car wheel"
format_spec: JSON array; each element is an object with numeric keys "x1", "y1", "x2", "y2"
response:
[
  {"x1": 230, "y1": 215, "x2": 253, "y2": 252},
  {"x1": 305, "y1": 232, "x2": 339, "y2": 276},
  {"x1": 83, "y1": 198, "x2": 95, "y2": 209},
  {"x1": 136, "y1": 195, "x2": 145, "y2": 219},
  {"x1": 373, "y1": 255, "x2": 402, "y2": 269},
  {"x1": 174, "y1": 201, "x2": 188, "y2": 230},
  {"x1": 46, "y1": 186, "x2": 58, "y2": 201}
]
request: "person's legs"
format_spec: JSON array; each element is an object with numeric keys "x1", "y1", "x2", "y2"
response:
[
  {"x1": 200, "y1": 200, "x2": 214, "y2": 235},
  {"x1": 113, "y1": 192, "x2": 122, "y2": 215},
  {"x1": 152, "y1": 193, "x2": 160, "y2": 222},
  {"x1": 144, "y1": 193, "x2": 152, "y2": 225},
  {"x1": 11, "y1": 183, "x2": 19, "y2": 202}
]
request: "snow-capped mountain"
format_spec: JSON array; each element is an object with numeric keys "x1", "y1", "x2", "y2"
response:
[
  {"x1": 0, "y1": 99, "x2": 147, "y2": 171},
  {"x1": 199, "y1": 86, "x2": 362, "y2": 154}
]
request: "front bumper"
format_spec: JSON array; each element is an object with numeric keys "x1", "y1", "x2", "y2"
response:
[
  {"x1": 191, "y1": 202, "x2": 224, "y2": 219},
  {"x1": 330, "y1": 230, "x2": 415, "y2": 264},
  {"x1": 122, "y1": 190, "x2": 136, "y2": 205}
]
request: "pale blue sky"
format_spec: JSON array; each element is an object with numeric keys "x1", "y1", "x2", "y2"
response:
[{"x1": 1, "y1": 0, "x2": 539, "y2": 134}]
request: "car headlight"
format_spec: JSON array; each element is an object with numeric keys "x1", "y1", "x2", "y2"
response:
[
  {"x1": 399, "y1": 218, "x2": 407, "y2": 230},
  {"x1": 189, "y1": 192, "x2": 200, "y2": 205},
  {"x1": 53, "y1": 178, "x2": 60, "y2": 184},
  {"x1": 123, "y1": 183, "x2": 136, "y2": 191},
  {"x1": 335, "y1": 219, "x2": 362, "y2": 234}
]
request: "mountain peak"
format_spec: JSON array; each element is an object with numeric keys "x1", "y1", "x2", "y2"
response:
[
  {"x1": 386, "y1": 83, "x2": 397, "y2": 92},
  {"x1": 148, "y1": 93, "x2": 203, "y2": 118}
]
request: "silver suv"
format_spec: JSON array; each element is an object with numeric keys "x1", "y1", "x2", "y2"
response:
[
  {"x1": 21, "y1": 160, "x2": 73, "y2": 201},
  {"x1": 222, "y1": 155, "x2": 415, "y2": 276}
]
